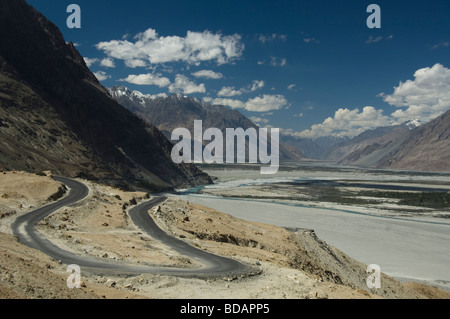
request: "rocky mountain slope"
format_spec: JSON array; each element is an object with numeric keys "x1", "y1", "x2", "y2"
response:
[
  {"x1": 280, "y1": 135, "x2": 348, "y2": 160},
  {"x1": 108, "y1": 86, "x2": 304, "y2": 161},
  {"x1": 324, "y1": 121, "x2": 421, "y2": 166},
  {"x1": 377, "y1": 110, "x2": 450, "y2": 172},
  {"x1": 0, "y1": 0, "x2": 211, "y2": 190}
]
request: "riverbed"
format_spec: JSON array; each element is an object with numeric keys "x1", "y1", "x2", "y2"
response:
[{"x1": 172, "y1": 164, "x2": 450, "y2": 291}]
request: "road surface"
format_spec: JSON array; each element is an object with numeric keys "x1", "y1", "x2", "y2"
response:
[{"x1": 11, "y1": 176, "x2": 255, "y2": 278}]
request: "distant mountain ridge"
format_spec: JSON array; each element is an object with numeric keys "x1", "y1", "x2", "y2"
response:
[
  {"x1": 323, "y1": 120, "x2": 422, "y2": 166},
  {"x1": 0, "y1": 0, "x2": 211, "y2": 190},
  {"x1": 280, "y1": 135, "x2": 349, "y2": 159},
  {"x1": 377, "y1": 110, "x2": 450, "y2": 172},
  {"x1": 108, "y1": 86, "x2": 304, "y2": 161},
  {"x1": 281, "y1": 110, "x2": 450, "y2": 173}
]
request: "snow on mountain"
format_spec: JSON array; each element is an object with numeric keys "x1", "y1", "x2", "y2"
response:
[
  {"x1": 403, "y1": 119, "x2": 423, "y2": 130},
  {"x1": 108, "y1": 86, "x2": 167, "y2": 107}
]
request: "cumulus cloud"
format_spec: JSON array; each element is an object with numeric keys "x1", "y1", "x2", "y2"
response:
[
  {"x1": 95, "y1": 28, "x2": 244, "y2": 67},
  {"x1": 169, "y1": 74, "x2": 206, "y2": 94},
  {"x1": 212, "y1": 94, "x2": 288, "y2": 112},
  {"x1": 297, "y1": 106, "x2": 394, "y2": 138},
  {"x1": 217, "y1": 80, "x2": 265, "y2": 97},
  {"x1": 120, "y1": 73, "x2": 171, "y2": 87},
  {"x1": 295, "y1": 64, "x2": 450, "y2": 138},
  {"x1": 250, "y1": 116, "x2": 269, "y2": 125},
  {"x1": 212, "y1": 97, "x2": 245, "y2": 109},
  {"x1": 100, "y1": 58, "x2": 115, "y2": 68},
  {"x1": 250, "y1": 80, "x2": 265, "y2": 91},
  {"x1": 84, "y1": 57, "x2": 99, "y2": 68},
  {"x1": 380, "y1": 63, "x2": 450, "y2": 122},
  {"x1": 218, "y1": 86, "x2": 244, "y2": 97},
  {"x1": 191, "y1": 70, "x2": 223, "y2": 79},
  {"x1": 245, "y1": 94, "x2": 288, "y2": 112},
  {"x1": 125, "y1": 59, "x2": 148, "y2": 68},
  {"x1": 94, "y1": 71, "x2": 111, "y2": 81}
]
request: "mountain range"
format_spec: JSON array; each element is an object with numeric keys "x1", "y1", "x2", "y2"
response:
[
  {"x1": 376, "y1": 110, "x2": 450, "y2": 172},
  {"x1": 108, "y1": 86, "x2": 304, "y2": 161},
  {"x1": 282, "y1": 115, "x2": 449, "y2": 172},
  {"x1": 0, "y1": 0, "x2": 211, "y2": 191},
  {"x1": 109, "y1": 85, "x2": 450, "y2": 173},
  {"x1": 0, "y1": 0, "x2": 447, "y2": 185},
  {"x1": 324, "y1": 120, "x2": 422, "y2": 165}
]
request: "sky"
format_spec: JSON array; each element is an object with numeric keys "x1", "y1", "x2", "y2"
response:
[{"x1": 26, "y1": 0, "x2": 450, "y2": 139}]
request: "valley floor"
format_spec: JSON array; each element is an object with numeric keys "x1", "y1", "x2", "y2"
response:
[{"x1": 0, "y1": 168, "x2": 449, "y2": 299}]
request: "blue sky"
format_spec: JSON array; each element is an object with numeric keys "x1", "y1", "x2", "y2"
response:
[{"x1": 27, "y1": 0, "x2": 450, "y2": 138}]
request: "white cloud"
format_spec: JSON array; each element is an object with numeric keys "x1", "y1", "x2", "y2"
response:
[
  {"x1": 297, "y1": 106, "x2": 394, "y2": 138},
  {"x1": 96, "y1": 28, "x2": 244, "y2": 67},
  {"x1": 258, "y1": 58, "x2": 286, "y2": 67},
  {"x1": 212, "y1": 98, "x2": 245, "y2": 109},
  {"x1": 218, "y1": 86, "x2": 244, "y2": 97},
  {"x1": 94, "y1": 71, "x2": 111, "y2": 81},
  {"x1": 258, "y1": 33, "x2": 287, "y2": 43},
  {"x1": 250, "y1": 116, "x2": 269, "y2": 125},
  {"x1": 366, "y1": 35, "x2": 393, "y2": 44},
  {"x1": 169, "y1": 74, "x2": 206, "y2": 94},
  {"x1": 380, "y1": 63, "x2": 450, "y2": 122},
  {"x1": 295, "y1": 64, "x2": 450, "y2": 138},
  {"x1": 431, "y1": 41, "x2": 449, "y2": 50},
  {"x1": 287, "y1": 84, "x2": 296, "y2": 90},
  {"x1": 120, "y1": 73, "x2": 171, "y2": 87},
  {"x1": 300, "y1": 32, "x2": 320, "y2": 44},
  {"x1": 303, "y1": 37, "x2": 319, "y2": 44},
  {"x1": 84, "y1": 57, "x2": 99, "y2": 68},
  {"x1": 270, "y1": 57, "x2": 287, "y2": 67},
  {"x1": 100, "y1": 58, "x2": 115, "y2": 68},
  {"x1": 217, "y1": 80, "x2": 264, "y2": 97},
  {"x1": 245, "y1": 94, "x2": 288, "y2": 112},
  {"x1": 366, "y1": 36, "x2": 383, "y2": 44},
  {"x1": 191, "y1": 70, "x2": 223, "y2": 79},
  {"x1": 250, "y1": 80, "x2": 265, "y2": 91},
  {"x1": 125, "y1": 59, "x2": 148, "y2": 68},
  {"x1": 213, "y1": 94, "x2": 288, "y2": 112}
]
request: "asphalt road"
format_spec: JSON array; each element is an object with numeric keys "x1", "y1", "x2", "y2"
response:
[{"x1": 11, "y1": 176, "x2": 255, "y2": 278}]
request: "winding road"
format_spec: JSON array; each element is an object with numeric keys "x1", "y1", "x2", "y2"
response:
[{"x1": 11, "y1": 176, "x2": 255, "y2": 278}]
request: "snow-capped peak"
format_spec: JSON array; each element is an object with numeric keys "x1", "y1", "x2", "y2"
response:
[
  {"x1": 108, "y1": 86, "x2": 167, "y2": 107},
  {"x1": 403, "y1": 119, "x2": 423, "y2": 129}
]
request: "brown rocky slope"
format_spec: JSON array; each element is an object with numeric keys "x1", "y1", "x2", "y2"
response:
[
  {"x1": 377, "y1": 109, "x2": 450, "y2": 172},
  {"x1": 0, "y1": 0, "x2": 211, "y2": 190}
]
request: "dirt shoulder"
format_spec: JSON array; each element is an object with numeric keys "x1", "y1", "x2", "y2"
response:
[{"x1": 1, "y1": 171, "x2": 449, "y2": 299}]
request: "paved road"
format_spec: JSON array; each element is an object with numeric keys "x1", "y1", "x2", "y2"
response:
[{"x1": 11, "y1": 176, "x2": 255, "y2": 278}]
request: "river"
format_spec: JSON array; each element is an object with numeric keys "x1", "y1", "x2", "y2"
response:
[{"x1": 171, "y1": 165, "x2": 450, "y2": 291}]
